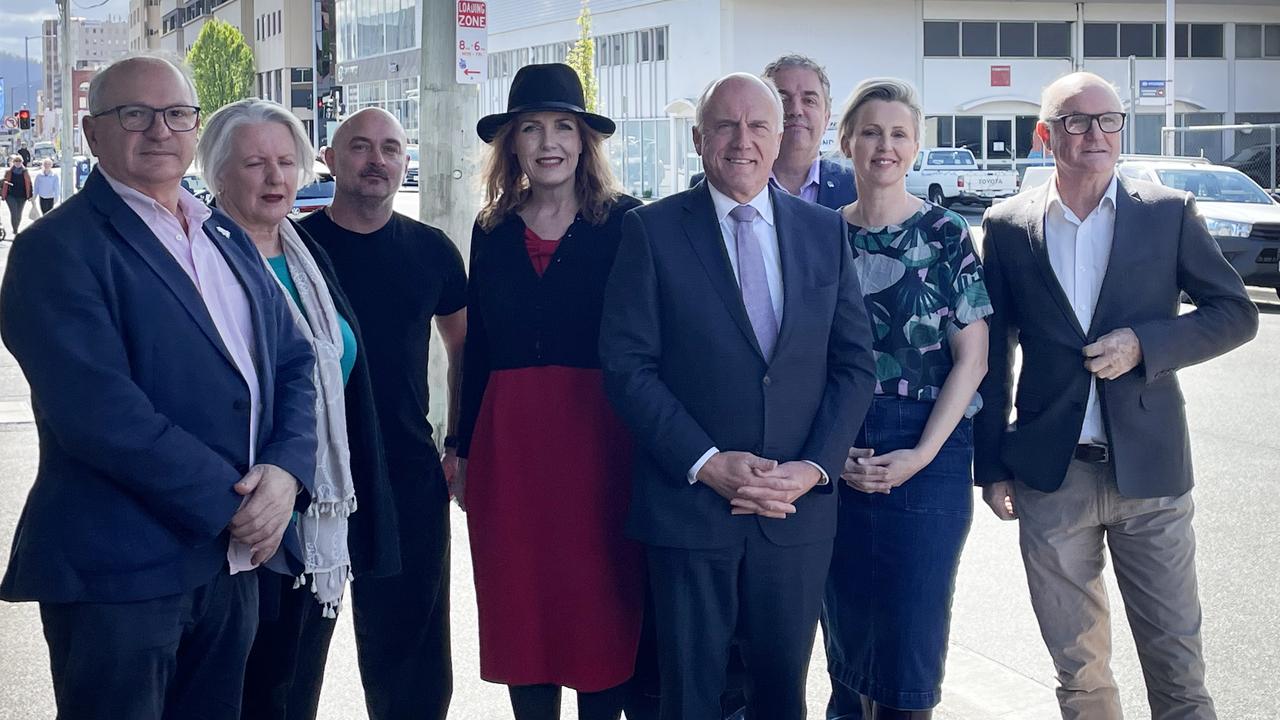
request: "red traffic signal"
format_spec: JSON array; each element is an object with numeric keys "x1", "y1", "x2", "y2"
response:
[{"x1": 18, "y1": 109, "x2": 31, "y2": 130}]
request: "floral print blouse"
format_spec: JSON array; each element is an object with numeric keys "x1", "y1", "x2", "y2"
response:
[{"x1": 846, "y1": 200, "x2": 993, "y2": 406}]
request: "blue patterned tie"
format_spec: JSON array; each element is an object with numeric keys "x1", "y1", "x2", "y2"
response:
[{"x1": 729, "y1": 204, "x2": 779, "y2": 359}]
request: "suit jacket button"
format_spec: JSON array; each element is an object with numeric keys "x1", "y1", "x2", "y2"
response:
[
  {"x1": 233, "y1": 399, "x2": 250, "y2": 412},
  {"x1": 762, "y1": 375, "x2": 772, "y2": 386}
]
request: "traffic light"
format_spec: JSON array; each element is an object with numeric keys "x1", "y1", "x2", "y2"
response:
[{"x1": 18, "y1": 109, "x2": 31, "y2": 130}]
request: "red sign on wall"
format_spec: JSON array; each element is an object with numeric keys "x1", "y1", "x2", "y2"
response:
[{"x1": 991, "y1": 65, "x2": 1011, "y2": 87}]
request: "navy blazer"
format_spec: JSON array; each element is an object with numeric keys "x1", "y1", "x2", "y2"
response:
[
  {"x1": 600, "y1": 182, "x2": 876, "y2": 549},
  {"x1": 974, "y1": 176, "x2": 1258, "y2": 497},
  {"x1": 689, "y1": 157, "x2": 857, "y2": 210},
  {"x1": 0, "y1": 169, "x2": 318, "y2": 603}
]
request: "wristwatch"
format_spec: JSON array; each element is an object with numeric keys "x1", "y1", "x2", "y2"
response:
[{"x1": 443, "y1": 435, "x2": 459, "y2": 450}]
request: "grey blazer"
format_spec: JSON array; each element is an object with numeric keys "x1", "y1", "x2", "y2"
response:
[{"x1": 973, "y1": 176, "x2": 1258, "y2": 498}]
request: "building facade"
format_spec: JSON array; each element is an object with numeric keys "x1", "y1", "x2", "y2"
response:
[
  {"x1": 132, "y1": 0, "x2": 333, "y2": 144},
  {"x1": 43, "y1": 17, "x2": 130, "y2": 115},
  {"x1": 332, "y1": 0, "x2": 422, "y2": 143},
  {"x1": 481, "y1": 0, "x2": 1280, "y2": 199}
]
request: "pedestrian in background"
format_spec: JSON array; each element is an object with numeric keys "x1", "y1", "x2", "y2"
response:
[
  {"x1": 301, "y1": 107, "x2": 466, "y2": 720},
  {"x1": 2, "y1": 155, "x2": 33, "y2": 234},
  {"x1": 976, "y1": 71, "x2": 1258, "y2": 720},
  {"x1": 196, "y1": 98, "x2": 402, "y2": 720},
  {"x1": 458, "y1": 62, "x2": 647, "y2": 720},
  {"x1": 823, "y1": 77, "x2": 992, "y2": 720},
  {"x1": 34, "y1": 158, "x2": 61, "y2": 216}
]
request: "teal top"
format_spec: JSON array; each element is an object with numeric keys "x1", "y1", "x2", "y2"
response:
[{"x1": 267, "y1": 255, "x2": 357, "y2": 385}]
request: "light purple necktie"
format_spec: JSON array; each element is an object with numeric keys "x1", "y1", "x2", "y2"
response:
[{"x1": 729, "y1": 204, "x2": 779, "y2": 359}]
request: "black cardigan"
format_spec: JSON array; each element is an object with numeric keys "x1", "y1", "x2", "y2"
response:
[
  {"x1": 457, "y1": 195, "x2": 642, "y2": 458},
  {"x1": 290, "y1": 218, "x2": 402, "y2": 579}
]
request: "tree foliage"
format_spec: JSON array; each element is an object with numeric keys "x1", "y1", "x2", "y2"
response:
[
  {"x1": 186, "y1": 19, "x2": 256, "y2": 117},
  {"x1": 565, "y1": 1, "x2": 597, "y2": 113}
]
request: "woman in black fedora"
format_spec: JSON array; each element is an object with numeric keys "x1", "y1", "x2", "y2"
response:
[{"x1": 455, "y1": 63, "x2": 647, "y2": 720}]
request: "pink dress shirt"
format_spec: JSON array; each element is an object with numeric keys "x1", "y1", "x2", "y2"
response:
[{"x1": 101, "y1": 169, "x2": 262, "y2": 570}]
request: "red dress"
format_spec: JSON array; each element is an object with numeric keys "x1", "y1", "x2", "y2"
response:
[{"x1": 462, "y1": 220, "x2": 645, "y2": 691}]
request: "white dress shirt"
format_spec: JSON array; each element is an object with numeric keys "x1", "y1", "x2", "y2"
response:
[
  {"x1": 1043, "y1": 174, "x2": 1117, "y2": 445},
  {"x1": 686, "y1": 182, "x2": 826, "y2": 485}
]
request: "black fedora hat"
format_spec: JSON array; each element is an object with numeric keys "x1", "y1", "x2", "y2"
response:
[{"x1": 476, "y1": 63, "x2": 615, "y2": 143}]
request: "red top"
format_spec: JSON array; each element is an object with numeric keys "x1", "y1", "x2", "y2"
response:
[{"x1": 523, "y1": 227, "x2": 560, "y2": 277}]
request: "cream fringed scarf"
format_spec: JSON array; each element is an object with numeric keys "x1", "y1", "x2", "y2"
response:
[{"x1": 266, "y1": 220, "x2": 356, "y2": 618}]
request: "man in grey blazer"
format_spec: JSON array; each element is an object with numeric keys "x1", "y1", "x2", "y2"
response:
[{"x1": 974, "y1": 72, "x2": 1257, "y2": 720}]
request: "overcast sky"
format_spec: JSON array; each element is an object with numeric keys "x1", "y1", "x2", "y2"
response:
[{"x1": 0, "y1": 0, "x2": 130, "y2": 58}]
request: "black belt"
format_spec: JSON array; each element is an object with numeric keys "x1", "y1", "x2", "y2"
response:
[{"x1": 1074, "y1": 443, "x2": 1110, "y2": 464}]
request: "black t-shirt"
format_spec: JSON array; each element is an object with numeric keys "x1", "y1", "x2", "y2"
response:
[{"x1": 301, "y1": 210, "x2": 466, "y2": 484}]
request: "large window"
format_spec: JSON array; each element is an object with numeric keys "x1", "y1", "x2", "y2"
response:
[
  {"x1": 925, "y1": 20, "x2": 1071, "y2": 58},
  {"x1": 335, "y1": 0, "x2": 416, "y2": 62},
  {"x1": 1088, "y1": 22, "x2": 1222, "y2": 58},
  {"x1": 961, "y1": 22, "x2": 997, "y2": 57},
  {"x1": 1233, "y1": 23, "x2": 1274, "y2": 58}
]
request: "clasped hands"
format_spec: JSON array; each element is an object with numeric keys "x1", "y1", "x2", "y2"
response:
[
  {"x1": 697, "y1": 451, "x2": 823, "y2": 519},
  {"x1": 228, "y1": 463, "x2": 301, "y2": 567}
]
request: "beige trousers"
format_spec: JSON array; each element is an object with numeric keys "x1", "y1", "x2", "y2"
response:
[{"x1": 1016, "y1": 459, "x2": 1216, "y2": 720}]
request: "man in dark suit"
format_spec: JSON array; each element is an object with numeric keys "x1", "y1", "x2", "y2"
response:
[
  {"x1": 601, "y1": 72, "x2": 876, "y2": 720},
  {"x1": 0, "y1": 56, "x2": 318, "y2": 720},
  {"x1": 691, "y1": 54, "x2": 855, "y2": 211},
  {"x1": 975, "y1": 72, "x2": 1257, "y2": 720}
]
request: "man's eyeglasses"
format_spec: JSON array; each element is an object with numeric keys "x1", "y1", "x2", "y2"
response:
[
  {"x1": 1050, "y1": 112, "x2": 1126, "y2": 136},
  {"x1": 91, "y1": 104, "x2": 201, "y2": 133}
]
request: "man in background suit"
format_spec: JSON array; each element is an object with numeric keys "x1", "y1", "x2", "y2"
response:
[
  {"x1": 601, "y1": 72, "x2": 876, "y2": 720},
  {"x1": 0, "y1": 56, "x2": 318, "y2": 719},
  {"x1": 691, "y1": 54, "x2": 856, "y2": 211},
  {"x1": 975, "y1": 72, "x2": 1257, "y2": 720}
]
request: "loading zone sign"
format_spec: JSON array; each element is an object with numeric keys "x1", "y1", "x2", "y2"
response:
[{"x1": 456, "y1": 1, "x2": 487, "y2": 84}]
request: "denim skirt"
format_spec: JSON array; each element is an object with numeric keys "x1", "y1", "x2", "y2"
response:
[{"x1": 823, "y1": 395, "x2": 974, "y2": 711}]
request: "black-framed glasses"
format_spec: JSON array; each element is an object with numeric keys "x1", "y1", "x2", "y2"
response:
[
  {"x1": 91, "y1": 104, "x2": 201, "y2": 133},
  {"x1": 1050, "y1": 112, "x2": 1126, "y2": 136}
]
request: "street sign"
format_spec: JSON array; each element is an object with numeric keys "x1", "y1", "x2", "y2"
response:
[
  {"x1": 3, "y1": 116, "x2": 16, "y2": 130},
  {"x1": 456, "y1": 0, "x2": 488, "y2": 85},
  {"x1": 1139, "y1": 80, "x2": 1166, "y2": 106}
]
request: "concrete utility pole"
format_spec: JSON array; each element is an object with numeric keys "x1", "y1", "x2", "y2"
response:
[
  {"x1": 60, "y1": 0, "x2": 75, "y2": 194},
  {"x1": 419, "y1": 0, "x2": 480, "y2": 252},
  {"x1": 419, "y1": 0, "x2": 480, "y2": 435}
]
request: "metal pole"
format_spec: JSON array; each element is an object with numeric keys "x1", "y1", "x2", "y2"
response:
[
  {"x1": 1128, "y1": 55, "x2": 1137, "y2": 153},
  {"x1": 1271, "y1": 125, "x2": 1276, "y2": 191},
  {"x1": 60, "y1": 0, "x2": 74, "y2": 195},
  {"x1": 310, "y1": 0, "x2": 320, "y2": 151},
  {"x1": 1163, "y1": 0, "x2": 1175, "y2": 155}
]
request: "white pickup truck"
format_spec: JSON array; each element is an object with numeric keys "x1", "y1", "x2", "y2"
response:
[{"x1": 905, "y1": 148, "x2": 1019, "y2": 207}]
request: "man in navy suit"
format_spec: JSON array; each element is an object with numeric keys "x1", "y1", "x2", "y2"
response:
[
  {"x1": 691, "y1": 54, "x2": 855, "y2": 211},
  {"x1": 601, "y1": 72, "x2": 876, "y2": 720},
  {"x1": 0, "y1": 56, "x2": 317, "y2": 719}
]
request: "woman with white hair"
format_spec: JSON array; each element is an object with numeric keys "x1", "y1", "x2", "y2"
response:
[
  {"x1": 822, "y1": 78, "x2": 993, "y2": 720},
  {"x1": 196, "y1": 98, "x2": 400, "y2": 720}
]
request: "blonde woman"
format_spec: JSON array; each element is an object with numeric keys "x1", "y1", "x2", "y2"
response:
[{"x1": 823, "y1": 78, "x2": 992, "y2": 720}]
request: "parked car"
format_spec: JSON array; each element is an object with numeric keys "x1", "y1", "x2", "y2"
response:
[
  {"x1": 404, "y1": 144, "x2": 419, "y2": 186},
  {"x1": 1223, "y1": 143, "x2": 1279, "y2": 191},
  {"x1": 31, "y1": 141, "x2": 58, "y2": 167},
  {"x1": 905, "y1": 147, "x2": 1019, "y2": 207},
  {"x1": 292, "y1": 178, "x2": 335, "y2": 216},
  {"x1": 1119, "y1": 160, "x2": 1280, "y2": 297}
]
